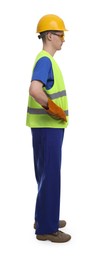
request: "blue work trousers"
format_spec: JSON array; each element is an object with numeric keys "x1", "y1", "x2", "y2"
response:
[{"x1": 31, "y1": 128, "x2": 64, "y2": 235}]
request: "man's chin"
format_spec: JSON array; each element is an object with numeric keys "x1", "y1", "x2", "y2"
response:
[{"x1": 57, "y1": 46, "x2": 62, "y2": 51}]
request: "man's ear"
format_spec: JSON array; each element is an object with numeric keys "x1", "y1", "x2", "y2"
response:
[{"x1": 47, "y1": 32, "x2": 52, "y2": 41}]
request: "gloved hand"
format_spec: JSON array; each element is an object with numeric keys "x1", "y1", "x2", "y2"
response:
[{"x1": 43, "y1": 98, "x2": 67, "y2": 122}]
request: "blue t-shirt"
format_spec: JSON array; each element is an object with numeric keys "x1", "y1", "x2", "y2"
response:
[{"x1": 31, "y1": 57, "x2": 54, "y2": 90}]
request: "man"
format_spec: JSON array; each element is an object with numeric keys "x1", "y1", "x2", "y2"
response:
[{"x1": 26, "y1": 14, "x2": 71, "y2": 243}]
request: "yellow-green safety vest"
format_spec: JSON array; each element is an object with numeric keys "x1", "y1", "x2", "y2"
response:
[{"x1": 26, "y1": 50, "x2": 69, "y2": 128}]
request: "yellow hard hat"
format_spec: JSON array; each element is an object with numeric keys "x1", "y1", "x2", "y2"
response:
[{"x1": 36, "y1": 14, "x2": 68, "y2": 33}]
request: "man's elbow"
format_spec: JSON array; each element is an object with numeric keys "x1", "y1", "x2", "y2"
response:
[
  {"x1": 29, "y1": 86, "x2": 32, "y2": 96},
  {"x1": 29, "y1": 86, "x2": 36, "y2": 98}
]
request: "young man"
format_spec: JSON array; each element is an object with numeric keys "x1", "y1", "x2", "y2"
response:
[{"x1": 26, "y1": 14, "x2": 71, "y2": 243}]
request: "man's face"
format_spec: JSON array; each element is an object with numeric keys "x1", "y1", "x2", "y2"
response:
[{"x1": 48, "y1": 31, "x2": 65, "y2": 51}]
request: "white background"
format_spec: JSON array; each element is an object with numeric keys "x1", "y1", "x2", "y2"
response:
[{"x1": 0, "y1": 0, "x2": 102, "y2": 259}]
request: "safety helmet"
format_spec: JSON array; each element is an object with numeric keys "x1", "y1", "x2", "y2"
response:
[{"x1": 36, "y1": 14, "x2": 68, "y2": 33}]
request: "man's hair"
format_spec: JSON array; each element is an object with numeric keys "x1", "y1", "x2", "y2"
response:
[{"x1": 38, "y1": 31, "x2": 48, "y2": 41}]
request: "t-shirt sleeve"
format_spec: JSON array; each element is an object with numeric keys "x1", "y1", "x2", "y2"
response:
[{"x1": 31, "y1": 57, "x2": 52, "y2": 86}]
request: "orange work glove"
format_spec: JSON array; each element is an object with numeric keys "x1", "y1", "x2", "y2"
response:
[{"x1": 43, "y1": 98, "x2": 67, "y2": 122}]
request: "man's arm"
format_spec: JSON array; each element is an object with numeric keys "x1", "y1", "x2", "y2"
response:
[{"x1": 29, "y1": 80, "x2": 48, "y2": 107}]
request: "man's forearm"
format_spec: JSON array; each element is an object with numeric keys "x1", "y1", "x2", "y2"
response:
[
  {"x1": 29, "y1": 81, "x2": 48, "y2": 108},
  {"x1": 30, "y1": 89, "x2": 48, "y2": 108}
]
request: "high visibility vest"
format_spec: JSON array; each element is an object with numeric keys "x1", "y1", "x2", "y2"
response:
[{"x1": 26, "y1": 50, "x2": 69, "y2": 128}]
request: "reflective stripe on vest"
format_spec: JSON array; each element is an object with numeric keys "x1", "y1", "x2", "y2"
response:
[
  {"x1": 47, "y1": 90, "x2": 66, "y2": 99},
  {"x1": 27, "y1": 107, "x2": 69, "y2": 116}
]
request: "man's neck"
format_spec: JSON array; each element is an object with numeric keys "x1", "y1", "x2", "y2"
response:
[{"x1": 43, "y1": 44, "x2": 56, "y2": 57}]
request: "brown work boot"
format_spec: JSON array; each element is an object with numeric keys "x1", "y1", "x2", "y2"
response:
[
  {"x1": 34, "y1": 220, "x2": 66, "y2": 229},
  {"x1": 36, "y1": 230, "x2": 71, "y2": 243}
]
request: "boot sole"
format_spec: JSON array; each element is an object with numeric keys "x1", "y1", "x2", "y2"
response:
[{"x1": 36, "y1": 234, "x2": 71, "y2": 243}]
